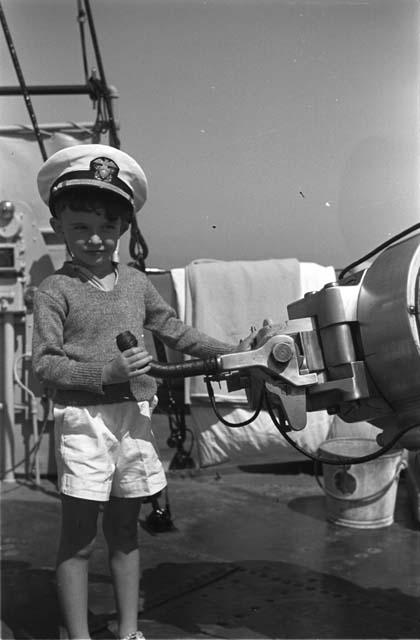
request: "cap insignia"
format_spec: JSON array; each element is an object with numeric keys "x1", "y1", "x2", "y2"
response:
[{"x1": 90, "y1": 157, "x2": 119, "y2": 183}]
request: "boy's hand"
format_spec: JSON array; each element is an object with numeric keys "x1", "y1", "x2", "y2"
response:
[
  {"x1": 252, "y1": 318, "x2": 277, "y2": 348},
  {"x1": 102, "y1": 347, "x2": 153, "y2": 384},
  {"x1": 235, "y1": 325, "x2": 258, "y2": 352},
  {"x1": 236, "y1": 319, "x2": 276, "y2": 352}
]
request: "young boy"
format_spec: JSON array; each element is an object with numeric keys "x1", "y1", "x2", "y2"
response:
[{"x1": 32, "y1": 144, "x2": 252, "y2": 640}]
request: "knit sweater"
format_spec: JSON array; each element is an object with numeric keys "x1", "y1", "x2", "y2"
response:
[{"x1": 32, "y1": 262, "x2": 235, "y2": 406}]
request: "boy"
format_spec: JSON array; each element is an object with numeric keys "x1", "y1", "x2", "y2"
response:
[{"x1": 32, "y1": 144, "x2": 252, "y2": 640}]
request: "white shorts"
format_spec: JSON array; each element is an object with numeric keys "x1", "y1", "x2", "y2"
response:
[{"x1": 53, "y1": 399, "x2": 167, "y2": 502}]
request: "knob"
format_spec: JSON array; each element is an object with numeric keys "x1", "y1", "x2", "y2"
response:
[
  {"x1": 116, "y1": 331, "x2": 138, "y2": 351},
  {"x1": 0, "y1": 201, "x2": 15, "y2": 228}
]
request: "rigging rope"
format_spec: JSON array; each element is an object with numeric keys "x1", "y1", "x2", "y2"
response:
[
  {"x1": 0, "y1": 0, "x2": 149, "y2": 267},
  {"x1": 83, "y1": 0, "x2": 120, "y2": 149},
  {"x1": 79, "y1": 1, "x2": 149, "y2": 270},
  {"x1": 0, "y1": 1, "x2": 47, "y2": 161},
  {"x1": 77, "y1": 0, "x2": 89, "y2": 83}
]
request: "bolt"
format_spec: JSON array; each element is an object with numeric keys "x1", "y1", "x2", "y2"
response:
[{"x1": 272, "y1": 342, "x2": 294, "y2": 363}]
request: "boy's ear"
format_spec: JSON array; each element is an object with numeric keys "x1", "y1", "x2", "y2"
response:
[
  {"x1": 120, "y1": 220, "x2": 130, "y2": 235},
  {"x1": 50, "y1": 217, "x2": 63, "y2": 236}
]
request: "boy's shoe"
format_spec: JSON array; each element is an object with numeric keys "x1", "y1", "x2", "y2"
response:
[{"x1": 121, "y1": 633, "x2": 145, "y2": 640}]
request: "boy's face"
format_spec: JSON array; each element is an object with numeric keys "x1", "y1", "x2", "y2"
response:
[{"x1": 51, "y1": 206, "x2": 124, "y2": 273}]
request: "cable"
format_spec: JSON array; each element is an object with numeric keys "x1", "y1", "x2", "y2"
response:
[
  {"x1": 264, "y1": 388, "x2": 418, "y2": 466},
  {"x1": 338, "y1": 222, "x2": 420, "y2": 280},
  {"x1": 205, "y1": 376, "x2": 264, "y2": 427}
]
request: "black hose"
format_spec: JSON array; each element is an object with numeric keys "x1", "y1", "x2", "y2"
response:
[
  {"x1": 149, "y1": 358, "x2": 221, "y2": 379},
  {"x1": 116, "y1": 331, "x2": 222, "y2": 378}
]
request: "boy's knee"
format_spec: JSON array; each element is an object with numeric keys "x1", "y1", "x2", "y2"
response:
[
  {"x1": 102, "y1": 496, "x2": 141, "y2": 552},
  {"x1": 58, "y1": 531, "x2": 97, "y2": 563},
  {"x1": 103, "y1": 517, "x2": 139, "y2": 553},
  {"x1": 59, "y1": 495, "x2": 100, "y2": 557},
  {"x1": 70, "y1": 535, "x2": 97, "y2": 559}
]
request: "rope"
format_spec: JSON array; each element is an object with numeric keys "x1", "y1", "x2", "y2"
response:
[
  {"x1": 83, "y1": 0, "x2": 120, "y2": 148},
  {"x1": 128, "y1": 214, "x2": 149, "y2": 272},
  {"x1": 77, "y1": 0, "x2": 89, "y2": 82},
  {"x1": 0, "y1": 1, "x2": 47, "y2": 160}
]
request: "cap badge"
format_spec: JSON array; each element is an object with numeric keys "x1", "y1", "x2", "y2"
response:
[{"x1": 90, "y1": 157, "x2": 119, "y2": 183}]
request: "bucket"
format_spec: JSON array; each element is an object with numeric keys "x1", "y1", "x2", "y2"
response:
[{"x1": 317, "y1": 438, "x2": 406, "y2": 529}]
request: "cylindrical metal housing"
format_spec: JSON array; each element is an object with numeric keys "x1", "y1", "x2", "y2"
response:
[
  {"x1": 358, "y1": 234, "x2": 420, "y2": 426},
  {"x1": 319, "y1": 324, "x2": 357, "y2": 372}
]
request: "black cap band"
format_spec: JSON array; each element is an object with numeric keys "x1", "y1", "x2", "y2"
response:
[{"x1": 50, "y1": 170, "x2": 134, "y2": 206}]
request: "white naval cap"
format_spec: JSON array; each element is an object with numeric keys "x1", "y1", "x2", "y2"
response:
[{"x1": 37, "y1": 144, "x2": 148, "y2": 215}]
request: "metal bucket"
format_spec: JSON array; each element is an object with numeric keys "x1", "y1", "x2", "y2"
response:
[{"x1": 317, "y1": 438, "x2": 406, "y2": 529}]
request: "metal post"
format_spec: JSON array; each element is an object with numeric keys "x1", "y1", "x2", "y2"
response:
[
  {"x1": 1, "y1": 312, "x2": 15, "y2": 482},
  {"x1": 30, "y1": 392, "x2": 40, "y2": 486}
]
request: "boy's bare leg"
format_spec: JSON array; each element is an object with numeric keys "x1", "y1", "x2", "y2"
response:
[
  {"x1": 56, "y1": 495, "x2": 101, "y2": 640},
  {"x1": 103, "y1": 496, "x2": 142, "y2": 639}
]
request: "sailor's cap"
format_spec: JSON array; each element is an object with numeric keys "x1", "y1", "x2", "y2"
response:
[{"x1": 37, "y1": 144, "x2": 148, "y2": 214}]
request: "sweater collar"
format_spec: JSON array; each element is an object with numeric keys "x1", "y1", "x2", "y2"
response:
[{"x1": 68, "y1": 260, "x2": 119, "y2": 291}]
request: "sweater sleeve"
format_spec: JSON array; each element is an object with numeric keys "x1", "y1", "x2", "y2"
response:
[
  {"x1": 32, "y1": 289, "x2": 105, "y2": 394},
  {"x1": 143, "y1": 278, "x2": 236, "y2": 358}
]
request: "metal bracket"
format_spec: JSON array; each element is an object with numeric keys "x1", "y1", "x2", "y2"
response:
[
  {"x1": 218, "y1": 329, "x2": 320, "y2": 431},
  {"x1": 265, "y1": 381, "x2": 308, "y2": 430},
  {"x1": 219, "y1": 320, "x2": 319, "y2": 386}
]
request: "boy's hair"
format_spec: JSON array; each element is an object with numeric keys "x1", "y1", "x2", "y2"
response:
[{"x1": 52, "y1": 187, "x2": 132, "y2": 224}]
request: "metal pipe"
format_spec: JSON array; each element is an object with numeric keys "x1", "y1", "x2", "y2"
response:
[
  {"x1": 0, "y1": 121, "x2": 97, "y2": 137},
  {"x1": 0, "y1": 84, "x2": 91, "y2": 96},
  {"x1": 30, "y1": 398, "x2": 40, "y2": 486},
  {"x1": 145, "y1": 267, "x2": 172, "y2": 275},
  {"x1": 13, "y1": 354, "x2": 40, "y2": 485},
  {"x1": 1, "y1": 312, "x2": 15, "y2": 482}
]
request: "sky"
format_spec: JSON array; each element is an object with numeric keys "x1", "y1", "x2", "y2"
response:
[{"x1": 1, "y1": 0, "x2": 419, "y2": 270}]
